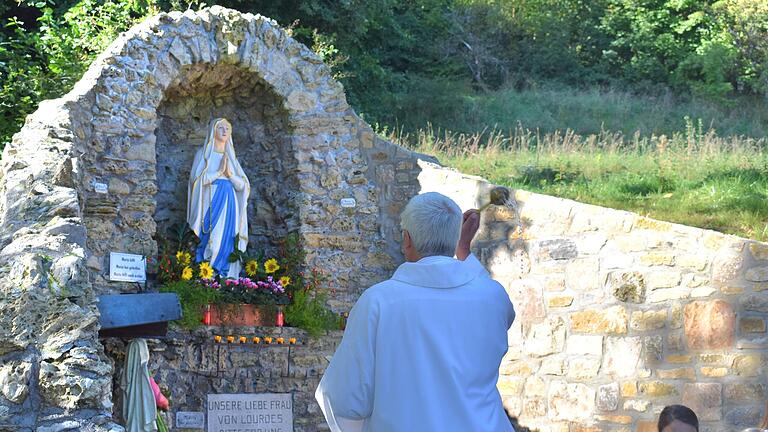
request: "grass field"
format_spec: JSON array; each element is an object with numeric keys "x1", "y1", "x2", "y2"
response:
[
  {"x1": 392, "y1": 124, "x2": 768, "y2": 241},
  {"x1": 382, "y1": 85, "x2": 768, "y2": 140}
]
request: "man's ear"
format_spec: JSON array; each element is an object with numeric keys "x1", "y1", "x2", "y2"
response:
[{"x1": 403, "y1": 230, "x2": 412, "y2": 250}]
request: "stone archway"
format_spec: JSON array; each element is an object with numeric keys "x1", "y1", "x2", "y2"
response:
[{"x1": 77, "y1": 7, "x2": 357, "y2": 295}]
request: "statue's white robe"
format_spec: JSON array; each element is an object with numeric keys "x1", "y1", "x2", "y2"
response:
[
  {"x1": 187, "y1": 146, "x2": 249, "y2": 278},
  {"x1": 316, "y1": 254, "x2": 515, "y2": 432}
]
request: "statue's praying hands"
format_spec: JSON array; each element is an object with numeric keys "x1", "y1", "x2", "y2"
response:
[{"x1": 219, "y1": 154, "x2": 232, "y2": 178}]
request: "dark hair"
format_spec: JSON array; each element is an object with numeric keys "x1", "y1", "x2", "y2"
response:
[{"x1": 658, "y1": 405, "x2": 699, "y2": 431}]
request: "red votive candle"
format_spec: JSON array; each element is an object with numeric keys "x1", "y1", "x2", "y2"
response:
[{"x1": 276, "y1": 307, "x2": 284, "y2": 327}]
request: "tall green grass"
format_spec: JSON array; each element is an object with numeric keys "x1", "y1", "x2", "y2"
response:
[
  {"x1": 381, "y1": 85, "x2": 768, "y2": 139},
  {"x1": 391, "y1": 123, "x2": 768, "y2": 241}
]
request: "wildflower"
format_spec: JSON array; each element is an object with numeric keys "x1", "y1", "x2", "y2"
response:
[
  {"x1": 279, "y1": 276, "x2": 291, "y2": 287},
  {"x1": 264, "y1": 258, "x2": 280, "y2": 274},
  {"x1": 181, "y1": 267, "x2": 193, "y2": 280},
  {"x1": 245, "y1": 260, "x2": 259, "y2": 276},
  {"x1": 199, "y1": 262, "x2": 214, "y2": 279}
]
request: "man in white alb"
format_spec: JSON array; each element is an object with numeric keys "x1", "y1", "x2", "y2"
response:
[{"x1": 316, "y1": 192, "x2": 516, "y2": 432}]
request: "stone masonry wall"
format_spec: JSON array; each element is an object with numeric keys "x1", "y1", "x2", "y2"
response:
[
  {"x1": 103, "y1": 328, "x2": 342, "y2": 432},
  {"x1": 419, "y1": 161, "x2": 768, "y2": 432}
]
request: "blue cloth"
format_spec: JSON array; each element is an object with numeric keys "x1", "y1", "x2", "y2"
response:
[{"x1": 196, "y1": 179, "x2": 237, "y2": 276}]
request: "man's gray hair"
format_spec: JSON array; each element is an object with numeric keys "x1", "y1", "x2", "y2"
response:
[{"x1": 400, "y1": 192, "x2": 462, "y2": 257}]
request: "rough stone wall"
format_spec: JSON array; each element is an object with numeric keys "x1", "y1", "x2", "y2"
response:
[
  {"x1": 103, "y1": 328, "x2": 342, "y2": 432},
  {"x1": 419, "y1": 161, "x2": 768, "y2": 432},
  {"x1": 0, "y1": 101, "x2": 119, "y2": 430}
]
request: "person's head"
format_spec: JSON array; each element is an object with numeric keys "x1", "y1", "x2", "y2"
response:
[
  {"x1": 399, "y1": 192, "x2": 462, "y2": 262},
  {"x1": 658, "y1": 405, "x2": 699, "y2": 432}
]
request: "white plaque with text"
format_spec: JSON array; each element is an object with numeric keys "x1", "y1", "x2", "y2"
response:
[
  {"x1": 109, "y1": 252, "x2": 146, "y2": 282},
  {"x1": 208, "y1": 393, "x2": 293, "y2": 432},
  {"x1": 93, "y1": 182, "x2": 108, "y2": 194},
  {"x1": 340, "y1": 198, "x2": 356, "y2": 208},
  {"x1": 175, "y1": 411, "x2": 205, "y2": 429}
]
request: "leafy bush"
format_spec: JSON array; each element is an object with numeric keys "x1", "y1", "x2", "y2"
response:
[
  {"x1": 159, "y1": 279, "x2": 219, "y2": 329},
  {"x1": 285, "y1": 288, "x2": 339, "y2": 338}
]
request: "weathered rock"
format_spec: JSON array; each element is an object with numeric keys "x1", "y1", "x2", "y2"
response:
[
  {"x1": 742, "y1": 293, "x2": 768, "y2": 312},
  {"x1": 602, "y1": 337, "x2": 642, "y2": 378},
  {"x1": 505, "y1": 279, "x2": 546, "y2": 323},
  {"x1": 733, "y1": 354, "x2": 763, "y2": 376},
  {"x1": 597, "y1": 383, "x2": 619, "y2": 412},
  {"x1": 682, "y1": 383, "x2": 722, "y2": 421},
  {"x1": 566, "y1": 335, "x2": 603, "y2": 357},
  {"x1": 646, "y1": 271, "x2": 682, "y2": 289},
  {"x1": 548, "y1": 380, "x2": 595, "y2": 422},
  {"x1": 571, "y1": 306, "x2": 628, "y2": 335},
  {"x1": 524, "y1": 317, "x2": 566, "y2": 357},
  {"x1": 746, "y1": 266, "x2": 768, "y2": 282},
  {"x1": 725, "y1": 407, "x2": 763, "y2": 428},
  {"x1": 565, "y1": 258, "x2": 600, "y2": 291},
  {"x1": 725, "y1": 382, "x2": 766, "y2": 403},
  {"x1": 684, "y1": 300, "x2": 736, "y2": 349},
  {"x1": 0, "y1": 360, "x2": 33, "y2": 403},
  {"x1": 607, "y1": 271, "x2": 645, "y2": 303},
  {"x1": 711, "y1": 247, "x2": 745, "y2": 289},
  {"x1": 535, "y1": 238, "x2": 578, "y2": 261},
  {"x1": 639, "y1": 381, "x2": 677, "y2": 397},
  {"x1": 630, "y1": 309, "x2": 667, "y2": 331},
  {"x1": 740, "y1": 317, "x2": 766, "y2": 333}
]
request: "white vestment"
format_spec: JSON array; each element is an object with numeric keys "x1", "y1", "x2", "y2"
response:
[{"x1": 316, "y1": 254, "x2": 515, "y2": 432}]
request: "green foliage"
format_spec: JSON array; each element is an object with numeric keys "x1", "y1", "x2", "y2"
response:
[
  {"x1": 285, "y1": 287, "x2": 339, "y2": 337},
  {"x1": 2, "y1": 0, "x2": 768, "y2": 154},
  {"x1": 159, "y1": 279, "x2": 219, "y2": 329},
  {"x1": 0, "y1": 0, "x2": 156, "y2": 148}
]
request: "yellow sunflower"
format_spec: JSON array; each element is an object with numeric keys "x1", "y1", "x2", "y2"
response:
[
  {"x1": 181, "y1": 266, "x2": 193, "y2": 280},
  {"x1": 199, "y1": 262, "x2": 214, "y2": 279},
  {"x1": 264, "y1": 258, "x2": 280, "y2": 274},
  {"x1": 175, "y1": 251, "x2": 192, "y2": 266},
  {"x1": 245, "y1": 260, "x2": 259, "y2": 277},
  {"x1": 279, "y1": 276, "x2": 291, "y2": 287}
]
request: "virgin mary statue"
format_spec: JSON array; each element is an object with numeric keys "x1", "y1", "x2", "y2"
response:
[{"x1": 187, "y1": 118, "x2": 250, "y2": 278}]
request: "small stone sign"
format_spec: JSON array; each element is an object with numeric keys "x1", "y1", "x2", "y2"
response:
[
  {"x1": 176, "y1": 411, "x2": 205, "y2": 429},
  {"x1": 208, "y1": 393, "x2": 293, "y2": 432},
  {"x1": 93, "y1": 181, "x2": 108, "y2": 194},
  {"x1": 340, "y1": 197, "x2": 356, "y2": 208},
  {"x1": 109, "y1": 252, "x2": 146, "y2": 282}
]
